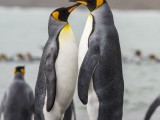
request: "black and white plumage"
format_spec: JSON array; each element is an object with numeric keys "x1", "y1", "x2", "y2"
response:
[
  {"x1": 74, "y1": 0, "x2": 124, "y2": 120},
  {"x1": 34, "y1": 4, "x2": 80, "y2": 120}
]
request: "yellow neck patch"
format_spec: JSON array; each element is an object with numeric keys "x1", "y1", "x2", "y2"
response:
[
  {"x1": 62, "y1": 24, "x2": 70, "y2": 31},
  {"x1": 96, "y1": 0, "x2": 104, "y2": 8},
  {"x1": 60, "y1": 24, "x2": 71, "y2": 39},
  {"x1": 52, "y1": 11, "x2": 60, "y2": 21},
  {"x1": 59, "y1": 23, "x2": 75, "y2": 47}
]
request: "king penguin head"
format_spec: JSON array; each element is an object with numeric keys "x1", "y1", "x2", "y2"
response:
[
  {"x1": 13, "y1": 66, "x2": 25, "y2": 76},
  {"x1": 75, "y1": 0, "x2": 105, "y2": 11},
  {"x1": 51, "y1": 3, "x2": 80, "y2": 22}
]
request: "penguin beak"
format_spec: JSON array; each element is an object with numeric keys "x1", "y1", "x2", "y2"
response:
[
  {"x1": 76, "y1": 1, "x2": 88, "y2": 5},
  {"x1": 68, "y1": 3, "x2": 81, "y2": 13}
]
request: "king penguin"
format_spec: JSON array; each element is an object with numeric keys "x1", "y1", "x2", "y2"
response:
[
  {"x1": 0, "y1": 66, "x2": 34, "y2": 120},
  {"x1": 74, "y1": 0, "x2": 124, "y2": 120},
  {"x1": 34, "y1": 4, "x2": 80, "y2": 120}
]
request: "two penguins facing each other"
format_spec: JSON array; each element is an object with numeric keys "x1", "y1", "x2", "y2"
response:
[
  {"x1": 35, "y1": 0, "x2": 124, "y2": 120},
  {"x1": 0, "y1": 0, "x2": 124, "y2": 120}
]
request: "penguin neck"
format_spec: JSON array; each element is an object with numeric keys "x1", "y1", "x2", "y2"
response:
[
  {"x1": 48, "y1": 16, "x2": 67, "y2": 39},
  {"x1": 14, "y1": 72, "x2": 24, "y2": 81},
  {"x1": 87, "y1": 0, "x2": 106, "y2": 12},
  {"x1": 91, "y1": 2, "x2": 114, "y2": 25}
]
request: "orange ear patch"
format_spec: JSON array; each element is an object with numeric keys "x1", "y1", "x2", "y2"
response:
[
  {"x1": 52, "y1": 11, "x2": 60, "y2": 21},
  {"x1": 97, "y1": 0, "x2": 103, "y2": 8},
  {"x1": 20, "y1": 69, "x2": 25, "y2": 75}
]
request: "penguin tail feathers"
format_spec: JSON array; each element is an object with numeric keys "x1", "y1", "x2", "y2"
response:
[{"x1": 144, "y1": 96, "x2": 160, "y2": 120}]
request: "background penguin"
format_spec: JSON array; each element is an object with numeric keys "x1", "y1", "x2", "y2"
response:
[
  {"x1": 74, "y1": 0, "x2": 124, "y2": 120},
  {"x1": 34, "y1": 4, "x2": 80, "y2": 120},
  {"x1": 144, "y1": 95, "x2": 160, "y2": 120},
  {"x1": 0, "y1": 54, "x2": 8, "y2": 61},
  {"x1": 0, "y1": 66, "x2": 34, "y2": 120}
]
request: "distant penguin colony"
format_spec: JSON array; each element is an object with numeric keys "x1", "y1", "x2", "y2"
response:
[
  {"x1": 34, "y1": 4, "x2": 79, "y2": 120},
  {"x1": 0, "y1": 66, "x2": 34, "y2": 120},
  {"x1": 1, "y1": 51, "x2": 159, "y2": 63}
]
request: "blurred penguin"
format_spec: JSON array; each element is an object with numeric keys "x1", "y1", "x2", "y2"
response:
[
  {"x1": 148, "y1": 54, "x2": 158, "y2": 62},
  {"x1": 0, "y1": 54, "x2": 8, "y2": 61},
  {"x1": 144, "y1": 95, "x2": 160, "y2": 120},
  {"x1": 0, "y1": 66, "x2": 34, "y2": 120},
  {"x1": 134, "y1": 50, "x2": 143, "y2": 64},
  {"x1": 25, "y1": 52, "x2": 41, "y2": 62},
  {"x1": 17, "y1": 53, "x2": 25, "y2": 61}
]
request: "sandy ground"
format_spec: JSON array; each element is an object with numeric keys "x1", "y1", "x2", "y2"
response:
[{"x1": 0, "y1": 0, "x2": 160, "y2": 9}]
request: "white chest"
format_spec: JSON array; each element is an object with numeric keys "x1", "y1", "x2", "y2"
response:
[
  {"x1": 78, "y1": 14, "x2": 93, "y2": 69},
  {"x1": 56, "y1": 24, "x2": 78, "y2": 85},
  {"x1": 78, "y1": 15, "x2": 99, "y2": 120},
  {"x1": 43, "y1": 24, "x2": 78, "y2": 120}
]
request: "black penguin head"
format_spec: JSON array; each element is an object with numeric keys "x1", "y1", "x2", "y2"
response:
[
  {"x1": 75, "y1": 0, "x2": 105, "y2": 11},
  {"x1": 14, "y1": 66, "x2": 25, "y2": 76},
  {"x1": 51, "y1": 3, "x2": 80, "y2": 22}
]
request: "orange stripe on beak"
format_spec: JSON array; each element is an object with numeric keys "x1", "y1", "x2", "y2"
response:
[
  {"x1": 76, "y1": 1, "x2": 88, "y2": 5},
  {"x1": 68, "y1": 6, "x2": 78, "y2": 13}
]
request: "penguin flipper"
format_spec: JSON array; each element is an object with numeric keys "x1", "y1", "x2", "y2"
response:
[
  {"x1": 44, "y1": 50, "x2": 57, "y2": 112},
  {"x1": 78, "y1": 48, "x2": 100, "y2": 105},
  {"x1": 144, "y1": 96, "x2": 160, "y2": 120}
]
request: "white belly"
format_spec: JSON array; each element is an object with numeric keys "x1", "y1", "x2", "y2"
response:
[
  {"x1": 78, "y1": 14, "x2": 93, "y2": 69},
  {"x1": 1, "y1": 113, "x2": 4, "y2": 120},
  {"x1": 43, "y1": 24, "x2": 78, "y2": 120},
  {"x1": 87, "y1": 79, "x2": 99, "y2": 120},
  {"x1": 32, "y1": 114, "x2": 34, "y2": 120},
  {"x1": 78, "y1": 14, "x2": 99, "y2": 120}
]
